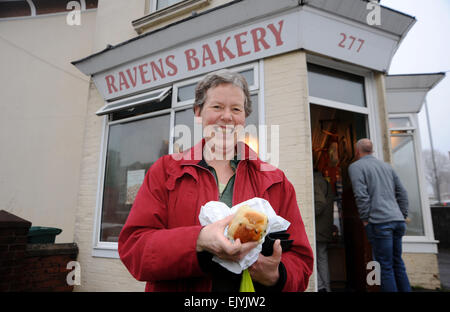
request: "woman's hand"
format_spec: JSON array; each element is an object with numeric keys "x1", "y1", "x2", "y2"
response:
[
  {"x1": 248, "y1": 239, "x2": 282, "y2": 286},
  {"x1": 196, "y1": 214, "x2": 258, "y2": 262}
]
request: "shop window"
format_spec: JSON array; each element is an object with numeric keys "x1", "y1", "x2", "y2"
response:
[
  {"x1": 173, "y1": 64, "x2": 259, "y2": 107},
  {"x1": 172, "y1": 93, "x2": 259, "y2": 154},
  {"x1": 307, "y1": 63, "x2": 366, "y2": 108},
  {"x1": 95, "y1": 63, "x2": 261, "y2": 250},
  {"x1": 101, "y1": 109, "x2": 171, "y2": 242},
  {"x1": 389, "y1": 117, "x2": 425, "y2": 236}
]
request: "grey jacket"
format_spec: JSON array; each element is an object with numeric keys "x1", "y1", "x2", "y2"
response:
[{"x1": 348, "y1": 155, "x2": 408, "y2": 224}]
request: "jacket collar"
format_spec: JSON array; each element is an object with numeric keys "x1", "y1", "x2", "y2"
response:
[
  {"x1": 169, "y1": 139, "x2": 283, "y2": 187},
  {"x1": 178, "y1": 139, "x2": 259, "y2": 166},
  {"x1": 360, "y1": 154, "x2": 375, "y2": 160}
]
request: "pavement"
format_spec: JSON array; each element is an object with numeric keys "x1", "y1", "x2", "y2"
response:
[{"x1": 438, "y1": 248, "x2": 450, "y2": 290}]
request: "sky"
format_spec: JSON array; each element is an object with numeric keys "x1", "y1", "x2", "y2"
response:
[{"x1": 380, "y1": 0, "x2": 450, "y2": 155}]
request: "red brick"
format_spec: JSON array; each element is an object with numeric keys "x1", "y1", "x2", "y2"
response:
[
  {"x1": 12, "y1": 250, "x2": 26, "y2": 261},
  {"x1": 0, "y1": 283, "x2": 11, "y2": 292},
  {"x1": 13, "y1": 228, "x2": 29, "y2": 236},
  {"x1": 14, "y1": 236, "x2": 27, "y2": 244},
  {"x1": 0, "y1": 235, "x2": 15, "y2": 244},
  {"x1": 34, "y1": 279, "x2": 60, "y2": 289},
  {"x1": 9, "y1": 243, "x2": 26, "y2": 252},
  {"x1": 0, "y1": 228, "x2": 13, "y2": 236},
  {"x1": 52, "y1": 285, "x2": 73, "y2": 292},
  {"x1": 44, "y1": 266, "x2": 60, "y2": 274}
]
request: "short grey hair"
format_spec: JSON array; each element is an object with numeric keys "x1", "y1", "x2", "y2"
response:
[
  {"x1": 356, "y1": 138, "x2": 373, "y2": 154},
  {"x1": 194, "y1": 69, "x2": 252, "y2": 117}
]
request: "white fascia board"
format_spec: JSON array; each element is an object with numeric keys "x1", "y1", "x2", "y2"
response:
[
  {"x1": 305, "y1": 0, "x2": 416, "y2": 37},
  {"x1": 72, "y1": 0, "x2": 416, "y2": 77},
  {"x1": 72, "y1": 0, "x2": 300, "y2": 76}
]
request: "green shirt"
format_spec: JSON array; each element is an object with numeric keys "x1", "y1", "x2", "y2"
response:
[{"x1": 198, "y1": 157, "x2": 239, "y2": 208}]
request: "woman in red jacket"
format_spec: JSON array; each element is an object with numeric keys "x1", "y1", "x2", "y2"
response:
[{"x1": 118, "y1": 70, "x2": 314, "y2": 292}]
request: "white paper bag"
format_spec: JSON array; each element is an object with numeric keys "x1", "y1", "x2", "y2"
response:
[{"x1": 198, "y1": 197, "x2": 290, "y2": 274}]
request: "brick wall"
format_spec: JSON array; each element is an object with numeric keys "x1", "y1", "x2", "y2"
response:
[
  {"x1": 0, "y1": 210, "x2": 78, "y2": 292},
  {"x1": 0, "y1": 210, "x2": 30, "y2": 291},
  {"x1": 19, "y1": 243, "x2": 79, "y2": 292},
  {"x1": 73, "y1": 81, "x2": 145, "y2": 291}
]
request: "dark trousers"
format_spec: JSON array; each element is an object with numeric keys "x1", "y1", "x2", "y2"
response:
[{"x1": 365, "y1": 221, "x2": 411, "y2": 292}]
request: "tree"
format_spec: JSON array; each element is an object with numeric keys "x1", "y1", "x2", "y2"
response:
[{"x1": 422, "y1": 149, "x2": 450, "y2": 204}]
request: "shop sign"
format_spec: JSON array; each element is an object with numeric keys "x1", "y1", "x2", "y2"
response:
[
  {"x1": 93, "y1": 8, "x2": 398, "y2": 101},
  {"x1": 299, "y1": 9, "x2": 398, "y2": 73},
  {"x1": 94, "y1": 11, "x2": 300, "y2": 100}
]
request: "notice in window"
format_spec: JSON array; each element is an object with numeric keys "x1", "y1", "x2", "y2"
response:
[{"x1": 126, "y1": 169, "x2": 145, "y2": 205}]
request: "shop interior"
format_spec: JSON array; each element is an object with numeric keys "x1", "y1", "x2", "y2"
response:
[{"x1": 310, "y1": 103, "x2": 378, "y2": 292}]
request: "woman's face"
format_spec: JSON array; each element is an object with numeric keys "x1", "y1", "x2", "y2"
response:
[{"x1": 194, "y1": 83, "x2": 246, "y2": 159}]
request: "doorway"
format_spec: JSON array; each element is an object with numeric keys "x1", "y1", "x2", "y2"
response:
[{"x1": 310, "y1": 103, "x2": 377, "y2": 292}]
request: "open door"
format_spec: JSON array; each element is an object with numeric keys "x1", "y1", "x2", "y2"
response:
[{"x1": 310, "y1": 104, "x2": 378, "y2": 292}]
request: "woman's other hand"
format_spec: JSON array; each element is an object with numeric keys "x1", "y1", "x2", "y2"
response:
[
  {"x1": 196, "y1": 214, "x2": 258, "y2": 262},
  {"x1": 248, "y1": 239, "x2": 282, "y2": 286}
]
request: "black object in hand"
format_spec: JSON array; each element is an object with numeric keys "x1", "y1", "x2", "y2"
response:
[{"x1": 261, "y1": 230, "x2": 293, "y2": 257}]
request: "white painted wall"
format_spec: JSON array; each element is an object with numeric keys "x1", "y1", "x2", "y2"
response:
[{"x1": 0, "y1": 10, "x2": 97, "y2": 243}]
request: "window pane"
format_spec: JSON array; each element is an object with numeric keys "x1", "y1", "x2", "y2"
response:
[
  {"x1": 391, "y1": 135, "x2": 425, "y2": 236},
  {"x1": 239, "y1": 69, "x2": 254, "y2": 86},
  {"x1": 177, "y1": 83, "x2": 196, "y2": 102},
  {"x1": 389, "y1": 117, "x2": 412, "y2": 129},
  {"x1": 244, "y1": 94, "x2": 259, "y2": 154},
  {"x1": 307, "y1": 64, "x2": 366, "y2": 107},
  {"x1": 173, "y1": 108, "x2": 196, "y2": 153},
  {"x1": 246, "y1": 94, "x2": 259, "y2": 129},
  {"x1": 176, "y1": 69, "x2": 254, "y2": 103},
  {"x1": 101, "y1": 114, "x2": 170, "y2": 242},
  {"x1": 157, "y1": 0, "x2": 183, "y2": 10},
  {"x1": 173, "y1": 94, "x2": 259, "y2": 154}
]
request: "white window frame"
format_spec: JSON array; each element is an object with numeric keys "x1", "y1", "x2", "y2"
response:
[
  {"x1": 93, "y1": 108, "x2": 172, "y2": 258},
  {"x1": 172, "y1": 62, "x2": 260, "y2": 109},
  {"x1": 306, "y1": 54, "x2": 382, "y2": 161},
  {"x1": 92, "y1": 61, "x2": 263, "y2": 258},
  {"x1": 96, "y1": 86, "x2": 171, "y2": 116},
  {"x1": 150, "y1": 0, "x2": 156, "y2": 12},
  {"x1": 389, "y1": 113, "x2": 438, "y2": 253},
  {"x1": 388, "y1": 114, "x2": 416, "y2": 132}
]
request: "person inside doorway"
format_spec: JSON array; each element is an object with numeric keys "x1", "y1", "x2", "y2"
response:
[
  {"x1": 314, "y1": 168, "x2": 335, "y2": 292},
  {"x1": 118, "y1": 70, "x2": 314, "y2": 292},
  {"x1": 348, "y1": 138, "x2": 411, "y2": 292}
]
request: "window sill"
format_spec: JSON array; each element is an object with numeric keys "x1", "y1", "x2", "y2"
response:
[
  {"x1": 92, "y1": 242, "x2": 119, "y2": 259},
  {"x1": 132, "y1": 0, "x2": 211, "y2": 34},
  {"x1": 402, "y1": 237, "x2": 439, "y2": 254}
]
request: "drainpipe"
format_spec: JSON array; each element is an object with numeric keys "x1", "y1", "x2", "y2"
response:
[{"x1": 424, "y1": 99, "x2": 442, "y2": 204}]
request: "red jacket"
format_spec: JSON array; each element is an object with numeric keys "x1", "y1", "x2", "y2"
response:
[{"x1": 118, "y1": 141, "x2": 313, "y2": 292}]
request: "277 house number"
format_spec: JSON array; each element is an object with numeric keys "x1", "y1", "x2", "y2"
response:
[{"x1": 338, "y1": 33, "x2": 365, "y2": 53}]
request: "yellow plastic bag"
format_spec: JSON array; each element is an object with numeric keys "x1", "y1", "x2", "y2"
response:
[{"x1": 239, "y1": 269, "x2": 255, "y2": 292}]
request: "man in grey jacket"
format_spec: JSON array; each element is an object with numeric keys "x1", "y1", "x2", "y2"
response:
[{"x1": 348, "y1": 138, "x2": 411, "y2": 292}]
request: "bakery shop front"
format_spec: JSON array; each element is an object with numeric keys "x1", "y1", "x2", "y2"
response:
[{"x1": 72, "y1": 0, "x2": 440, "y2": 291}]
